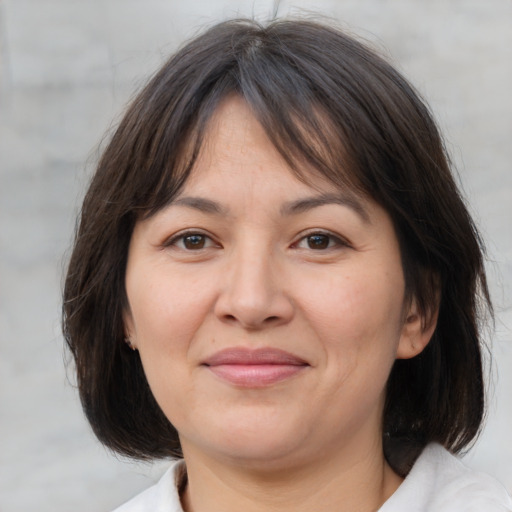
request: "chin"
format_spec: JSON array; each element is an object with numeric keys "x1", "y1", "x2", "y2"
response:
[
  {"x1": 216, "y1": 440, "x2": 308, "y2": 471},
  {"x1": 184, "y1": 414, "x2": 312, "y2": 468}
]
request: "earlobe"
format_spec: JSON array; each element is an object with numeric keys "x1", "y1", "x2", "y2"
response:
[
  {"x1": 123, "y1": 310, "x2": 137, "y2": 350},
  {"x1": 396, "y1": 301, "x2": 438, "y2": 360},
  {"x1": 124, "y1": 336, "x2": 137, "y2": 351}
]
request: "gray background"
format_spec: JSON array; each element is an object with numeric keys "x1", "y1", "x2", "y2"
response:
[{"x1": 1, "y1": 1, "x2": 511, "y2": 511}]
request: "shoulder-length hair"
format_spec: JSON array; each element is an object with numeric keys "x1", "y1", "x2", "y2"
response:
[{"x1": 63, "y1": 18, "x2": 491, "y2": 475}]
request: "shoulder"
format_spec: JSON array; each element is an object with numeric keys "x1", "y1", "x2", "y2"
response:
[
  {"x1": 380, "y1": 443, "x2": 512, "y2": 512},
  {"x1": 112, "y1": 460, "x2": 185, "y2": 512}
]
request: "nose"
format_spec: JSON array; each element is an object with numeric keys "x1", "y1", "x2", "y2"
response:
[{"x1": 214, "y1": 243, "x2": 294, "y2": 330}]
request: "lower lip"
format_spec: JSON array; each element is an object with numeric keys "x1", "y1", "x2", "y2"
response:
[{"x1": 206, "y1": 364, "x2": 307, "y2": 387}]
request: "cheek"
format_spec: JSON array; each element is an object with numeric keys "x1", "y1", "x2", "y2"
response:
[
  {"x1": 125, "y1": 279, "x2": 202, "y2": 413},
  {"x1": 297, "y1": 262, "x2": 405, "y2": 387},
  {"x1": 130, "y1": 284, "x2": 203, "y2": 427},
  {"x1": 303, "y1": 268, "x2": 403, "y2": 339},
  {"x1": 127, "y1": 268, "x2": 213, "y2": 351}
]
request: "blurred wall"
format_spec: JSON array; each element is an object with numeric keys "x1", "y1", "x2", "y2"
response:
[{"x1": 1, "y1": 1, "x2": 511, "y2": 511}]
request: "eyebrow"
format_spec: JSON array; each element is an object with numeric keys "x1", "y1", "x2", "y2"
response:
[
  {"x1": 171, "y1": 196, "x2": 228, "y2": 215},
  {"x1": 280, "y1": 193, "x2": 371, "y2": 223},
  {"x1": 171, "y1": 192, "x2": 370, "y2": 223}
]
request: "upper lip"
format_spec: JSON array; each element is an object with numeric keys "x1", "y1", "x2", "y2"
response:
[{"x1": 202, "y1": 347, "x2": 308, "y2": 366}]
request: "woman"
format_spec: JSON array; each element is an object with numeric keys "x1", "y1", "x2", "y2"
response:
[{"x1": 63, "y1": 18, "x2": 512, "y2": 511}]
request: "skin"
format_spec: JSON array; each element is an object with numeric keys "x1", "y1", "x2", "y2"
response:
[{"x1": 124, "y1": 96, "x2": 435, "y2": 512}]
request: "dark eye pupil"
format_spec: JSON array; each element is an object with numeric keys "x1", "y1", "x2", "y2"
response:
[
  {"x1": 307, "y1": 234, "x2": 329, "y2": 249},
  {"x1": 184, "y1": 235, "x2": 205, "y2": 249}
]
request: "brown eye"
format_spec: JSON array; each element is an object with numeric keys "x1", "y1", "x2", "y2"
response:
[
  {"x1": 165, "y1": 231, "x2": 219, "y2": 252},
  {"x1": 306, "y1": 234, "x2": 331, "y2": 250},
  {"x1": 294, "y1": 231, "x2": 349, "y2": 251},
  {"x1": 182, "y1": 234, "x2": 207, "y2": 250}
]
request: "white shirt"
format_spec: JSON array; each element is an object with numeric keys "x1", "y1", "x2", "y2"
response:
[{"x1": 113, "y1": 443, "x2": 512, "y2": 511}]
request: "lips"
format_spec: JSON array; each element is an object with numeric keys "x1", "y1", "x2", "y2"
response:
[{"x1": 202, "y1": 347, "x2": 309, "y2": 387}]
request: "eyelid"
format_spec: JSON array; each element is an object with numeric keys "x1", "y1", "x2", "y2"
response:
[
  {"x1": 162, "y1": 229, "x2": 220, "y2": 250},
  {"x1": 161, "y1": 228, "x2": 350, "y2": 251},
  {"x1": 292, "y1": 229, "x2": 352, "y2": 250}
]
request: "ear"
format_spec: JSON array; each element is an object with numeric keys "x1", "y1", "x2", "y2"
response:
[
  {"x1": 396, "y1": 298, "x2": 438, "y2": 360},
  {"x1": 123, "y1": 307, "x2": 137, "y2": 350}
]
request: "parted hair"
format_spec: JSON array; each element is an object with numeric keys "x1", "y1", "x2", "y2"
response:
[{"x1": 63, "y1": 18, "x2": 491, "y2": 475}]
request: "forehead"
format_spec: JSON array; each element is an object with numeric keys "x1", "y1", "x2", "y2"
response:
[
  {"x1": 182, "y1": 96, "x2": 364, "y2": 199},
  {"x1": 187, "y1": 96, "x2": 282, "y2": 184},
  {"x1": 167, "y1": 96, "x2": 372, "y2": 225}
]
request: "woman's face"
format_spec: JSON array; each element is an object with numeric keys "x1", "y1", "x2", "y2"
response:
[{"x1": 124, "y1": 96, "x2": 427, "y2": 469}]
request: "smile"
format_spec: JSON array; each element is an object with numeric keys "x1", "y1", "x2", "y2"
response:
[{"x1": 202, "y1": 347, "x2": 309, "y2": 387}]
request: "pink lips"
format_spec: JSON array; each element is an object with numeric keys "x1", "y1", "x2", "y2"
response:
[{"x1": 202, "y1": 348, "x2": 308, "y2": 387}]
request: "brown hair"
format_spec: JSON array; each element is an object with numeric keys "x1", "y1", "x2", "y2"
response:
[{"x1": 63, "y1": 18, "x2": 491, "y2": 474}]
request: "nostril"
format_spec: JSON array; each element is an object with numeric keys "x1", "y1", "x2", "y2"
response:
[{"x1": 215, "y1": 292, "x2": 294, "y2": 328}]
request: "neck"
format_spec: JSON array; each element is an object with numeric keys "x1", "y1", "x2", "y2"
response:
[{"x1": 180, "y1": 438, "x2": 403, "y2": 512}]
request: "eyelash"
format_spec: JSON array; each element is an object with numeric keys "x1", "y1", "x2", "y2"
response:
[
  {"x1": 292, "y1": 230, "x2": 351, "y2": 251},
  {"x1": 164, "y1": 231, "x2": 219, "y2": 251},
  {"x1": 164, "y1": 229, "x2": 350, "y2": 253}
]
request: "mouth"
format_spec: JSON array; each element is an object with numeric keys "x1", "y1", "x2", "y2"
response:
[{"x1": 201, "y1": 347, "x2": 309, "y2": 387}]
